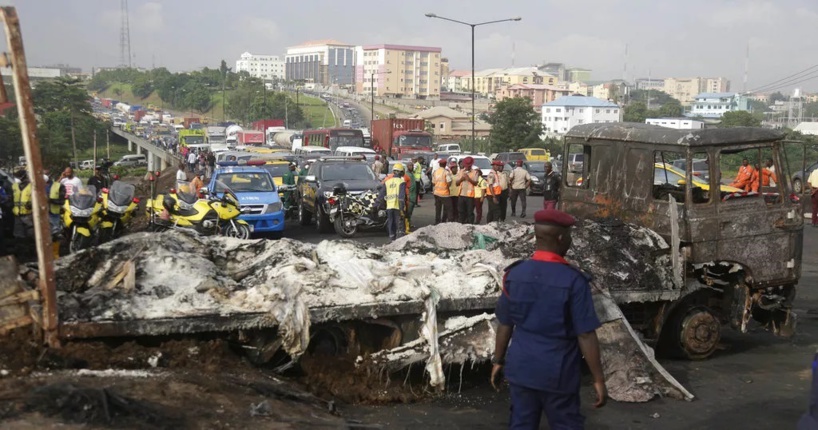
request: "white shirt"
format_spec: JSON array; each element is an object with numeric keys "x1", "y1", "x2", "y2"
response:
[
  {"x1": 176, "y1": 170, "x2": 187, "y2": 182},
  {"x1": 188, "y1": 153, "x2": 197, "y2": 164},
  {"x1": 60, "y1": 176, "x2": 83, "y2": 197},
  {"x1": 808, "y1": 169, "x2": 818, "y2": 188}
]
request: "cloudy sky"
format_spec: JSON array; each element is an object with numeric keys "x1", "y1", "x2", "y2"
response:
[{"x1": 4, "y1": 0, "x2": 818, "y2": 93}]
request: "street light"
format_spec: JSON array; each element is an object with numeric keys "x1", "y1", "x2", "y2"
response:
[
  {"x1": 370, "y1": 70, "x2": 392, "y2": 122},
  {"x1": 425, "y1": 13, "x2": 521, "y2": 153}
]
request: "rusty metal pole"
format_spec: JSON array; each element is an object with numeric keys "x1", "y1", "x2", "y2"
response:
[
  {"x1": 106, "y1": 129, "x2": 110, "y2": 159},
  {"x1": 93, "y1": 130, "x2": 97, "y2": 169},
  {"x1": 0, "y1": 7, "x2": 60, "y2": 347}
]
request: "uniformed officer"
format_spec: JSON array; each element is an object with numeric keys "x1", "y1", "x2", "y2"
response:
[
  {"x1": 11, "y1": 168, "x2": 33, "y2": 239},
  {"x1": 381, "y1": 163, "x2": 407, "y2": 241},
  {"x1": 492, "y1": 209, "x2": 606, "y2": 430}
]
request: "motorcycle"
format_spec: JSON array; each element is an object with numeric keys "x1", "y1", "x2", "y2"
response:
[
  {"x1": 62, "y1": 185, "x2": 102, "y2": 254},
  {"x1": 278, "y1": 184, "x2": 298, "y2": 220},
  {"x1": 326, "y1": 183, "x2": 387, "y2": 238},
  {"x1": 98, "y1": 181, "x2": 139, "y2": 244},
  {"x1": 146, "y1": 181, "x2": 251, "y2": 239}
]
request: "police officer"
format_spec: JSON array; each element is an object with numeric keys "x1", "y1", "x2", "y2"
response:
[
  {"x1": 492, "y1": 209, "x2": 606, "y2": 430},
  {"x1": 11, "y1": 168, "x2": 33, "y2": 239}
]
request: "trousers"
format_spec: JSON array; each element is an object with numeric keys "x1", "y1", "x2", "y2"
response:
[
  {"x1": 509, "y1": 188, "x2": 526, "y2": 216},
  {"x1": 434, "y1": 195, "x2": 453, "y2": 224},
  {"x1": 509, "y1": 384, "x2": 584, "y2": 430},
  {"x1": 486, "y1": 195, "x2": 501, "y2": 223},
  {"x1": 543, "y1": 200, "x2": 558, "y2": 210},
  {"x1": 450, "y1": 196, "x2": 459, "y2": 222},
  {"x1": 457, "y1": 196, "x2": 474, "y2": 224},
  {"x1": 385, "y1": 209, "x2": 402, "y2": 240},
  {"x1": 498, "y1": 190, "x2": 508, "y2": 221},
  {"x1": 812, "y1": 192, "x2": 818, "y2": 225},
  {"x1": 474, "y1": 198, "x2": 484, "y2": 224}
]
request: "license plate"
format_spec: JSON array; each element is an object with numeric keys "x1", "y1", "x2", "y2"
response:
[{"x1": 248, "y1": 224, "x2": 255, "y2": 232}]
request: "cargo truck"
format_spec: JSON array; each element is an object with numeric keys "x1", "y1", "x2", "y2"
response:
[
  {"x1": 184, "y1": 117, "x2": 201, "y2": 129},
  {"x1": 251, "y1": 119, "x2": 285, "y2": 132},
  {"x1": 370, "y1": 118, "x2": 433, "y2": 158},
  {"x1": 178, "y1": 129, "x2": 206, "y2": 147},
  {"x1": 236, "y1": 130, "x2": 265, "y2": 146}
]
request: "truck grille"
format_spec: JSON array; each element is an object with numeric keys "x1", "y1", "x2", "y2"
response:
[{"x1": 241, "y1": 204, "x2": 266, "y2": 215}]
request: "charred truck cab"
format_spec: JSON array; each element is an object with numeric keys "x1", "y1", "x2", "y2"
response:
[{"x1": 561, "y1": 123, "x2": 801, "y2": 359}]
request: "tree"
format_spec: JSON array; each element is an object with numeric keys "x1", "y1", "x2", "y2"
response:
[
  {"x1": 769, "y1": 91, "x2": 787, "y2": 104},
  {"x1": 113, "y1": 87, "x2": 123, "y2": 97},
  {"x1": 658, "y1": 100, "x2": 683, "y2": 117},
  {"x1": 184, "y1": 87, "x2": 213, "y2": 114},
  {"x1": 623, "y1": 101, "x2": 648, "y2": 123},
  {"x1": 131, "y1": 75, "x2": 154, "y2": 99},
  {"x1": 719, "y1": 111, "x2": 761, "y2": 127},
  {"x1": 487, "y1": 97, "x2": 542, "y2": 152}
]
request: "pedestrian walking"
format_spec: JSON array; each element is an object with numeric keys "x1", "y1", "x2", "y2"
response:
[
  {"x1": 493, "y1": 209, "x2": 607, "y2": 429},
  {"x1": 432, "y1": 159, "x2": 453, "y2": 224},
  {"x1": 508, "y1": 160, "x2": 530, "y2": 218},
  {"x1": 542, "y1": 161, "x2": 561, "y2": 210}
]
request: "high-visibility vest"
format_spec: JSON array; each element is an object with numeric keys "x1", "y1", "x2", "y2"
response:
[
  {"x1": 412, "y1": 163, "x2": 423, "y2": 181},
  {"x1": 457, "y1": 170, "x2": 478, "y2": 198},
  {"x1": 449, "y1": 171, "x2": 461, "y2": 197},
  {"x1": 385, "y1": 177, "x2": 404, "y2": 210},
  {"x1": 432, "y1": 168, "x2": 450, "y2": 197},
  {"x1": 48, "y1": 182, "x2": 63, "y2": 215},
  {"x1": 12, "y1": 182, "x2": 32, "y2": 216},
  {"x1": 474, "y1": 176, "x2": 487, "y2": 198},
  {"x1": 487, "y1": 171, "x2": 502, "y2": 196}
]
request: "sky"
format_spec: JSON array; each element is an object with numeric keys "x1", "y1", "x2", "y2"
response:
[{"x1": 3, "y1": 0, "x2": 818, "y2": 93}]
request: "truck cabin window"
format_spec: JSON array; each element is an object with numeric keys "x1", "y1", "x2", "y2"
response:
[
  {"x1": 652, "y1": 151, "x2": 687, "y2": 203},
  {"x1": 565, "y1": 143, "x2": 590, "y2": 188},
  {"x1": 719, "y1": 148, "x2": 780, "y2": 205}
]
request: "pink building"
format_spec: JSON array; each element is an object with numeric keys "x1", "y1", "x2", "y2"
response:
[{"x1": 495, "y1": 84, "x2": 572, "y2": 112}]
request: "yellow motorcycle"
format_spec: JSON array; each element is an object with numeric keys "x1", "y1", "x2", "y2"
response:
[
  {"x1": 62, "y1": 185, "x2": 103, "y2": 253},
  {"x1": 146, "y1": 181, "x2": 250, "y2": 239},
  {"x1": 98, "y1": 181, "x2": 139, "y2": 244}
]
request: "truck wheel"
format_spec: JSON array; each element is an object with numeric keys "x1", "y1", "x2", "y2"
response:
[
  {"x1": 663, "y1": 305, "x2": 721, "y2": 360},
  {"x1": 793, "y1": 178, "x2": 803, "y2": 194},
  {"x1": 298, "y1": 203, "x2": 312, "y2": 226},
  {"x1": 316, "y1": 206, "x2": 332, "y2": 234}
]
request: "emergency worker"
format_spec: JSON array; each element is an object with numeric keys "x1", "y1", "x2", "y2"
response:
[
  {"x1": 455, "y1": 156, "x2": 479, "y2": 224},
  {"x1": 473, "y1": 168, "x2": 487, "y2": 224},
  {"x1": 448, "y1": 161, "x2": 460, "y2": 222},
  {"x1": 412, "y1": 157, "x2": 424, "y2": 203},
  {"x1": 11, "y1": 169, "x2": 33, "y2": 238},
  {"x1": 760, "y1": 159, "x2": 777, "y2": 187},
  {"x1": 405, "y1": 161, "x2": 419, "y2": 232},
  {"x1": 47, "y1": 173, "x2": 66, "y2": 257},
  {"x1": 508, "y1": 160, "x2": 530, "y2": 217},
  {"x1": 432, "y1": 159, "x2": 453, "y2": 224},
  {"x1": 493, "y1": 209, "x2": 606, "y2": 429},
  {"x1": 382, "y1": 163, "x2": 407, "y2": 241},
  {"x1": 730, "y1": 158, "x2": 755, "y2": 191},
  {"x1": 372, "y1": 155, "x2": 383, "y2": 177},
  {"x1": 486, "y1": 160, "x2": 507, "y2": 223}
]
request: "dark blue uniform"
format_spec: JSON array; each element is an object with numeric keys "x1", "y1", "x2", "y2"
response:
[{"x1": 495, "y1": 251, "x2": 601, "y2": 430}]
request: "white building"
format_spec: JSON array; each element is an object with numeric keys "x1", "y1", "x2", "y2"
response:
[
  {"x1": 687, "y1": 92, "x2": 750, "y2": 119},
  {"x1": 541, "y1": 95, "x2": 621, "y2": 136},
  {"x1": 794, "y1": 122, "x2": 818, "y2": 136},
  {"x1": 235, "y1": 52, "x2": 285, "y2": 81},
  {"x1": 646, "y1": 118, "x2": 705, "y2": 130}
]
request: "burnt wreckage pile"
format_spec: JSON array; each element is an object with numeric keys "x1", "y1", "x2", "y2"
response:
[{"x1": 44, "y1": 220, "x2": 692, "y2": 402}]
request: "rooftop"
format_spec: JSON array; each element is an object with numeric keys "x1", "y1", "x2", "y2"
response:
[
  {"x1": 413, "y1": 106, "x2": 469, "y2": 120},
  {"x1": 543, "y1": 95, "x2": 619, "y2": 108},
  {"x1": 695, "y1": 92, "x2": 738, "y2": 99},
  {"x1": 361, "y1": 44, "x2": 442, "y2": 53},
  {"x1": 565, "y1": 123, "x2": 784, "y2": 147},
  {"x1": 292, "y1": 39, "x2": 352, "y2": 48},
  {"x1": 505, "y1": 84, "x2": 569, "y2": 91}
]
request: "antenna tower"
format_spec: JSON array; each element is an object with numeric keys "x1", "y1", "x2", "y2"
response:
[{"x1": 119, "y1": 0, "x2": 132, "y2": 68}]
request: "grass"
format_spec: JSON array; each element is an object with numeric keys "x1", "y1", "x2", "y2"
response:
[
  {"x1": 74, "y1": 143, "x2": 131, "y2": 164},
  {"x1": 296, "y1": 93, "x2": 337, "y2": 128}
]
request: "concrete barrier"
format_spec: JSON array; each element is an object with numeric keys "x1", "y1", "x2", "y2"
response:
[{"x1": 110, "y1": 127, "x2": 180, "y2": 172}]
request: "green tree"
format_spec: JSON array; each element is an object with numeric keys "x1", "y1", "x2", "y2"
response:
[
  {"x1": 719, "y1": 111, "x2": 761, "y2": 127},
  {"x1": 769, "y1": 91, "x2": 787, "y2": 104},
  {"x1": 131, "y1": 75, "x2": 154, "y2": 99},
  {"x1": 487, "y1": 97, "x2": 542, "y2": 152},
  {"x1": 0, "y1": 115, "x2": 22, "y2": 166},
  {"x1": 184, "y1": 87, "x2": 213, "y2": 114},
  {"x1": 32, "y1": 77, "x2": 91, "y2": 116},
  {"x1": 658, "y1": 100, "x2": 683, "y2": 117},
  {"x1": 112, "y1": 87, "x2": 123, "y2": 98},
  {"x1": 623, "y1": 101, "x2": 648, "y2": 123}
]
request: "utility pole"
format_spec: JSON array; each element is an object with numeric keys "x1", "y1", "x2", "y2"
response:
[
  {"x1": 106, "y1": 129, "x2": 110, "y2": 159},
  {"x1": 93, "y1": 130, "x2": 97, "y2": 168}
]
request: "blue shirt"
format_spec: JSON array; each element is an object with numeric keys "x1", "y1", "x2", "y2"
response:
[{"x1": 495, "y1": 251, "x2": 601, "y2": 394}]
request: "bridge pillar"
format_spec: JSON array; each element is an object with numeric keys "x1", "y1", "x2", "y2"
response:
[
  {"x1": 160, "y1": 156, "x2": 168, "y2": 171},
  {"x1": 147, "y1": 153, "x2": 155, "y2": 173},
  {"x1": 127, "y1": 139, "x2": 132, "y2": 152}
]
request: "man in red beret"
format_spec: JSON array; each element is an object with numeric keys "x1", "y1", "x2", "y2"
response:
[
  {"x1": 455, "y1": 156, "x2": 480, "y2": 224},
  {"x1": 493, "y1": 209, "x2": 606, "y2": 429}
]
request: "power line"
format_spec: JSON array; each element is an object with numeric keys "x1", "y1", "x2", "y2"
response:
[
  {"x1": 746, "y1": 63, "x2": 818, "y2": 94},
  {"x1": 749, "y1": 69, "x2": 818, "y2": 95}
]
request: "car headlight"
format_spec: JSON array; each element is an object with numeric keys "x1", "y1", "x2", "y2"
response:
[
  {"x1": 531, "y1": 177, "x2": 540, "y2": 182},
  {"x1": 265, "y1": 202, "x2": 283, "y2": 214},
  {"x1": 70, "y1": 206, "x2": 93, "y2": 217}
]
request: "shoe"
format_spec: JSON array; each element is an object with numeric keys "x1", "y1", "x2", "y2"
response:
[{"x1": 520, "y1": 213, "x2": 526, "y2": 218}]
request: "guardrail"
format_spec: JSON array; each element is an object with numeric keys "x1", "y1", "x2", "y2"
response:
[{"x1": 110, "y1": 126, "x2": 181, "y2": 171}]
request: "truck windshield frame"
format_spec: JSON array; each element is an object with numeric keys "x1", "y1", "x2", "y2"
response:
[{"x1": 397, "y1": 134, "x2": 432, "y2": 147}]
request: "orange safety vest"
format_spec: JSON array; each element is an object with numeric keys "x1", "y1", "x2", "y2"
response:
[
  {"x1": 487, "y1": 171, "x2": 502, "y2": 196},
  {"x1": 432, "y1": 168, "x2": 451, "y2": 197},
  {"x1": 457, "y1": 169, "x2": 478, "y2": 198}
]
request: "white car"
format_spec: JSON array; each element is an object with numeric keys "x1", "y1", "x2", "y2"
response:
[
  {"x1": 451, "y1": 154, "x2": 492, "y2": 179},
  {"x1": 334, "y1": 146, "x2": 377, "y2": 162}
]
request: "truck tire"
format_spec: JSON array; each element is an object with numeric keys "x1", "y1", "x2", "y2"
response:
[
  {"x1": 662, "y1": 305, "x2": 721, "y2": 360},
  {"x1": 298, "y1": 203, "x2": 312, "y2": 226}
]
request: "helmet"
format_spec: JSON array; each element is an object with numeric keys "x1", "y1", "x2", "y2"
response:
[
  {"x1": 492, "y1": 160, "x2": 505, "y2": 167},
  {"x1": 448, "y1": 156, "x2": 457, "y2": 164},
  {"x1": 393, "y1": 162, "x2": 405, "y2": 172}
]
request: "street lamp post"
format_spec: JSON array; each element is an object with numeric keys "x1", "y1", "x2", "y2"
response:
[
  {"x1": 425, "y1": 13, "x2": 521, "y2": 154},
  {"x1": 370, "y1": 70, "x2": 391, "y2": 123}
]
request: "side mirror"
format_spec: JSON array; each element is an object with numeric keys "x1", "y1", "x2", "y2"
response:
[
  {"x1": 199, "y1": 187, "x2": 209, "y2": 195},
  {"x1": 304, "y1": 175, "x2": 316, "y2": 182},
  {"x1": 677, "y1": 179, "x2": 687, "y2": 186}
]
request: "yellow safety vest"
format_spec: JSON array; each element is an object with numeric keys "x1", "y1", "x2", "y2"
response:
[
  {"x1": 474, "y1": 176, "x2": 487, "y2": 199},
  {"x1": 449, "y1": 171, "x2": 461, "y2": 197},
  {"x1": 49, "y1": 182, "x2": 62, "y2": 215},
  {"x1": 412, "y1": 163, "x2": 423, "y2": 181},
  {"x1": 12, "y1": 182, "x2": 32, "y2": 216},
  {"x1": 385, "y1": 177, "x2": 404, "y2": 210},
  {"x1": 433, "y1": 168, "x2": 450, "y2": 197}
]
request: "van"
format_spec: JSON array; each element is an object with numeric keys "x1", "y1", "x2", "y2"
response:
[
  {"x1": 436, "y1": 144, "x2": 461, "y2": 155},
  {"x1": 518, "y1": 148, "x2": 551, "y2": 162},
  {"x1": 114, "y1": 154, "x2": 147, "y2": 167},
  {"x1": 334, "y1": 146, "x2": 376, "y2": 162}
]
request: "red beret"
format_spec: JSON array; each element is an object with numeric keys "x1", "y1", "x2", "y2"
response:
[
  {"x1": 462, "y1": 156, "x2": 474, "y2": 166},
  {"x1": 534, "y1": 209, "x2": 576, "y2": 227},
  {"x1": 438, "y1": 159, "x2": 447, "y2": 165},
  {"x1": 516, "y1": 159, "x2": 524, "y2": 166}
]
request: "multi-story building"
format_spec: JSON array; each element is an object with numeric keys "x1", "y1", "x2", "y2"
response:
[
  {"x1": 635, "y1": 78, "x2": 665, "y2": 91},
  {"x1": 538, "y1": 63, "x2": 567, "y2": 81},
  {"x1": 440, "y1": 58, "x2": 450, "y2": 90},
  {"x1": 663, "y1": 77, "x2": 731, "y2": 105},
  {"x1": 566, "y1": 68, "x2": 591, "y2": 83},
  {"x1": 646, "y1": 117, "x2": 705, "y2": 130},
  {"x1": 565, "y1": 81, "x2": 589, "y2": 96},
  {"x1": 447, "y1": 70, "x2": 469, "y2": 92},
  {"x1": 462, "y1": 67, "x2": 559, "y2": 96},
  {"x1": 235, "y1": 52, "x2": 285, "y2": 81},
  {"x1": 747, "y1": 93, "x2": 772, "y2": 103},
  {"x1": 285, "y1": 40, "x2": 356, "y2": 86},
  {"x1": 687, "y1": 92, "x2": 750, "y2": 118},
  {"x1": 354, "y1": 44, "x2": 442, "y2": 99},
  {"x1": 495, "y1": 84, "x2": 572, "y2": 112},
  {"x1": 541, "y1": 95, "x2": 621, "y2": 136}
]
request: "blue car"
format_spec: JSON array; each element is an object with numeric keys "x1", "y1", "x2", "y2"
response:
[{"x1": 209, "y1": 161, "x2": 285, "y2": 234}]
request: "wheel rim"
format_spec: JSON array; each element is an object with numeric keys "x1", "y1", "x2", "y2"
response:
[
  {"x1": 680, "y1": 308, "x2": 720, "y2": 358},
  {"x1": 794, "y1": 179, "x2": 802, "y2": 193},
  {"x1": 339, "y1": 211, "x2": 356, "y2": 235}
]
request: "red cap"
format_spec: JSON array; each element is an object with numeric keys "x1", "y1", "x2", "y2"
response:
[
  {"x1": 438, "y1": 159, "x2": 447, "y2": 165},
  {"x1": 491, "y1": 160, "x2": 504, "y2": 166},
  {"x1": 462, "y1": 156, "x2": 474, "y2": 166},
  {"x1": 534, "y1": 209, "x2": 576, "y2": 227},
  {"x1": 375, "y1": 155, "x2": 380, "y2": 160},
  {"x1": 516, "y1": 160, "x2": 524, "y2": 166}
]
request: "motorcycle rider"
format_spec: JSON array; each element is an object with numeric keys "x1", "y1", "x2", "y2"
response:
[{"x1": 87, "y1": 166, "x2": 107, "y2": 191}]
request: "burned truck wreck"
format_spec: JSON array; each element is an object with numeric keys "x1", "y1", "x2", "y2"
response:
[{"x1": 561, "y1": 123, "x2": 802, "y2": 359}]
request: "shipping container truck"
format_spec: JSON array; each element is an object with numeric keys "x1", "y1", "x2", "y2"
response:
[
  {"x1": 251, "y1": 119, "x2": 285, "y2": 132},
  {"x1": 133, "y1": 110, "x2": 147, "y2": 122},
  {"x1": 236, "y1": 130, "x2": 265, "y2": 146},
  {"x1": 184, "y1": 117, "x2": 201, "y2": 129},
  {"x1": 370, "y1": 118, "x2": 433, "y2": 158}
]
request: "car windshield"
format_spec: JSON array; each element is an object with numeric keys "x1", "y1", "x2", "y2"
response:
[
  {"x1": 466, "y1": 157, "x2": 491, "y2": 171},
  {"x1": 321, "y1": 163, "x2": 376, "y2": 181},
  {"x1": 654, "y1": 167, "x2": 686, "y2": 185},
  {"x1": 215, "y1": 172, "x2": 274, "y2": 192},
  {"x1": 262, "y1": 164, "x2": 291, "y2": 177},
  {"x1": 527, "y1": 162, "x2": 546, "y2": 173}
]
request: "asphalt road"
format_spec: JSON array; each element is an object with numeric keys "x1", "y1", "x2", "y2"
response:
[{"x1": 280, "y1": 195, "x2": 818, "y2": 429}]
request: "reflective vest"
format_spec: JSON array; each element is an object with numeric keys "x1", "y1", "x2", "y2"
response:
[
  {"x1": 412, "y1": 163, "x2": 423, "y2": 182},
  {"x1": 432, "y1": 168, "x2": 451, "y2": 197},
  {"x1": 449, "y1": 171, "x2": 461, "y2": 197},
  {"x1": 12, "y1": 182, "x2": 32, "y2": 216},
  {"x1": 487, "y1": 171, "x2": 503, "y2": 196},
  {"x1": 385, "y1": 177, "x2": 405, "y2": 210},
  {"x1": 474, "y1": 175, "x2": 487, "y2": 199},
  {"x1": 457, "y1": 170, "x2": 478, "y2": 198},
  {"x1": 48, "y1": 182, "x2": 63, "y2": 215}
]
